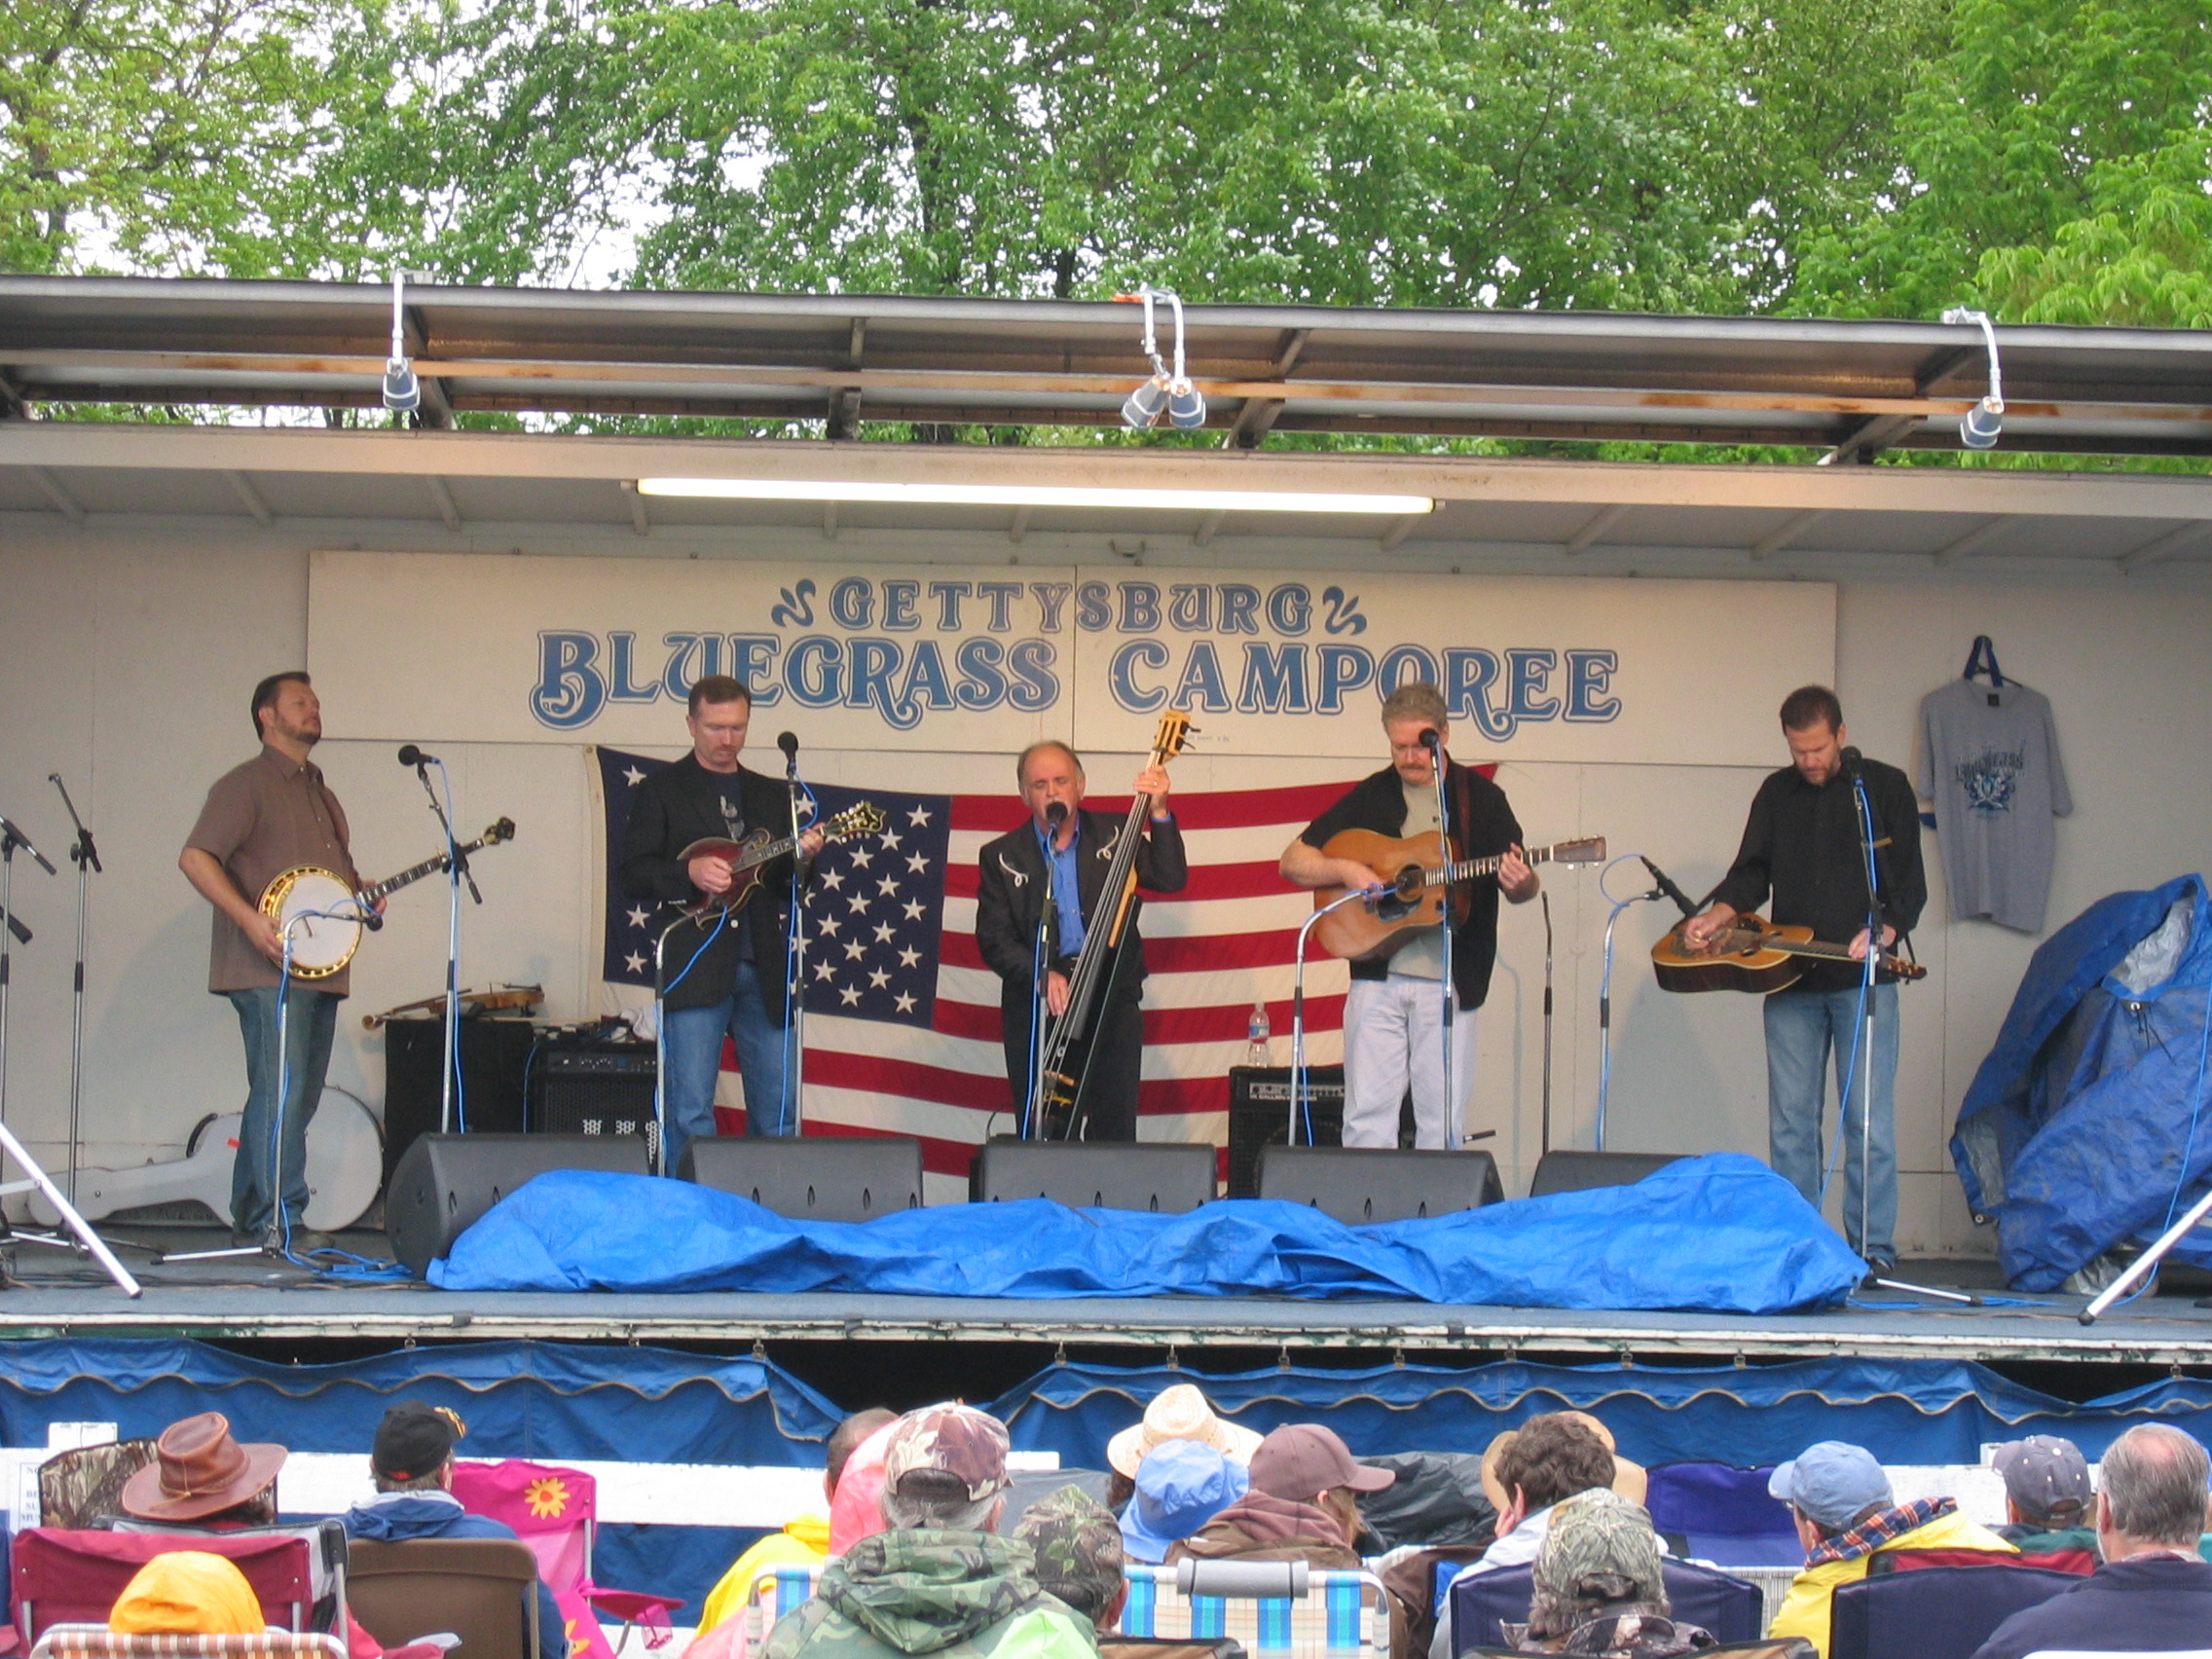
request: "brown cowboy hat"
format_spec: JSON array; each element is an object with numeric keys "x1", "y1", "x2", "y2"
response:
[
  {"x1": 1480, "y1": 1412, "x2": 1647, "y2": 1511},
  {"x1": 120, "y1": 1413, "x2": 287, "y2": 1523}
]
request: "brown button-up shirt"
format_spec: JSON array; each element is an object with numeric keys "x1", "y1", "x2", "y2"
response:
[{"x1": 185, "y1": 746, "x2": 359, "y2": 995}]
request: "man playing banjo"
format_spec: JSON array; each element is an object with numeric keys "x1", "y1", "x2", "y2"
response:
[{"x1": 179, "y1": 671, "x2": 372, "y2": 1251}]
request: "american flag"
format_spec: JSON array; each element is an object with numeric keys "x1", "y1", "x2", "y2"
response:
[{"x1": 597, "y1": 747, "x2": 1370, "y2": 1193}]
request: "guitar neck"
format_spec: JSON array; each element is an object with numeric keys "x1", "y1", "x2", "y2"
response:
[
  {"x1": 360, "y1": 840, "x2": 476, "y2": 905},
  {"x1": 1429, "y1": 846, "x2": 1553, "y2": 887}
]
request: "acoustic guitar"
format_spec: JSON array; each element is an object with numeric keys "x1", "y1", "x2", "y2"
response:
[
  {"x1": 1311, "y1": 830, "x2": 1607, "y2": 963},
  {"x1": 1650, "y1": 912, "x2": 1926, "y2": 994},
  {"x1": 259, "y1": 818, "x2": 515, "y2": 980}
]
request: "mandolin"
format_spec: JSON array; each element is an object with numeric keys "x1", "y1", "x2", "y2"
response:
[
  {"x1": 1310, "y1": 830, "x2": 1608, "y2": 963},
  {"x1": 1650, "y1": 912, "x2": 1926, "y2": 994},
  {"x1": 677, "y1": 799, "x2": 887, "y2": 923},
  {"x1": 1033, "y1": 708, "x2": 1193, "y2": 1138},
  {"x1": 259, "y1": 818, "x2": 515, "y2": 980}
]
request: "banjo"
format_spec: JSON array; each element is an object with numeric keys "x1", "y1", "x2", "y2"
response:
[{"x1": 259, "y1": 817, "x2": 515, "y2": 979}]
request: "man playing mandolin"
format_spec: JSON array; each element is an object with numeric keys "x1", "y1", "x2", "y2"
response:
[
  {"x1": 621, "y1": 676, "x2": 824, "y2": 1169},
  {"x1": 180, "y1": 671, "x2": 372, "y2": 1251},
  {"x1": 1280, "y1": 682, "x2": 1537, "y2": 1151},
  {"x1": 975, "y1": 739, "x2": 1187, "y2": 1142},
  {"x1": 1677, "y1": 684, "x2": 1925, "y2": 1275}
]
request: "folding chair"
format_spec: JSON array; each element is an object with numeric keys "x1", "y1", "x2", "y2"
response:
[
  {"x1": 1827, "y1": 1565, "x2": 2081, "y2": 1659},
  {"x1": 1117, "y1": 1560, "x2": 1389, "y2": 1659},
  {"x1": 1446, "y1": 1558, "x2": 1762, "y2": 1657},
  {"x1": 37, "y1": 1445, "x2": 158, "y2": 1531},
  {"x1": 1642, "y1": 1462, "x2": 1802, "y2": 1568},
  {"x1": 349, "y1": 1539, "x2": 539, "y2": 1659},
  {"x1": 1461, "y1": 1644, "x2": 1813, "y2": 1659},
  {"x1": 13, "y1": 1530, "x2": 318, "y2": 1645},
  {"x1": 106, "y1": 1524, "x2": 349, "y2": 1639},
  {"x1": 742, "y1": 1566, "x2": 823, "y2": 1654},
  {"x1": 27, "y1": 1628, "x2": 347, "y2": 1659}
]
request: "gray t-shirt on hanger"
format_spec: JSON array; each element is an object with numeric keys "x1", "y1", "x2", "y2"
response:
[{"x1": 1917, "y1": 678, "x2": 2072, "y2": 932}]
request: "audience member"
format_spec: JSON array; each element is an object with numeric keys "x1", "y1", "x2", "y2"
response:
[
  {"x1": 1969, "y1": 1423, "x2": 2212, "y2": 1659},
  {"x1": 1505, "y1": 1490, "x2": 1714, "y2": 1657},
  {"x1": 339, "y1": 1402, "x2": 565, "y2": 1659},
  {"x1": 1106, "y1": 1384, "x2": 1261, "y2": 1513},
  {"x1": 759, "y1": 1404, "x2": 1096, "y2": 1659},
  {"x1": 107, "y1": 1551, "x2": 267, "y2": 1636},
  {"x1": 1767, "y1": 1440, "x2": 2013, "y2": 1659},
  {"x1": 1014, "y1": 1486, "x2": 1127, "y2": 1633},
  {"x1": 1989, "y1": 1434, "x2": 2095, "y2": 1553},
  {"x1": 696, "y1": 1408, "x2": 899, "y2": 1639},
  {"x1": 119, "y1": 1413, "x2": 285, "y2": 1528},
  {"x1": 1428, "y1": 1415, "x2": 1626, "y2": 1659},
  {"x1": 1120, "y1": 1441, "x2": 1248, "y2": 1566},
  {"x1": 829, "y1": 1417, "x2": 903, "y2": 1556},
  {"x1": 1170, "y1": 1422, "x2": 1389, "y2": 1568}
]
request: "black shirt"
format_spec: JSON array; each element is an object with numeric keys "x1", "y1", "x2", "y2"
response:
[
  {"x1": 1708, "y1": 756, "x2": 1927, "y2": 993},
  {"x1": 1300, "y1": 761, "x2": 1524, "y2": 1010}
]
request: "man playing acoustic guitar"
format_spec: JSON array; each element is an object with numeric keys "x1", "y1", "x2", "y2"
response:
[
  {"x1": 1280, "y1": 682, "x2": 1537, "y2": 1151},
  {"x1": 1678, "y1": 684, "x2": 1925, "y2": 1275}
]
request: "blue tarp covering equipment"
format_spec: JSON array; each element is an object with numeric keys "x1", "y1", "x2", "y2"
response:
[
  {"x1": 430, "y1": 1153, "x2": 1864, "y2": 1314},
  {"x1": 1951, "y1": 875, "x2": 2212, "y2": 1289}
]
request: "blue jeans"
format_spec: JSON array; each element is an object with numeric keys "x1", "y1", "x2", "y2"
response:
[
  {"x1": 1764, "y1": 981, "x2": 1899, "y2": 1262},
  {"x1": 663, "y1": 958, "x2": 792, "y2": 1171},
  {"x1": 227, "y1": 983, "x2": 339, "y2": 1235}
]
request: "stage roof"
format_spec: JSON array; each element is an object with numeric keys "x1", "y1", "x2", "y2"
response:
[{"x1": 3, "y1": 277, "x2": 2210, "y2": 574}]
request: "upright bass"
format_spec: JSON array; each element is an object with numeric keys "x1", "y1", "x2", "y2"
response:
[{"x1": 1033, "y1": 709, "x2": 1193, "y2": 1138}]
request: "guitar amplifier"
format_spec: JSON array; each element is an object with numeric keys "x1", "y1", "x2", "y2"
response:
[
  {"x1": 1226, "y1": 1066, "x2": 1346, "y2": 1198},
  {"x1": 529, "y1": 1036, "x2": 659, "y2": 1162},
  {"x1": 382, "y1": 1016, "x2": 534, "y2": 1186}
]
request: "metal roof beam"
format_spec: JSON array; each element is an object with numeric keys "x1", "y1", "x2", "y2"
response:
[
  {"x1": 424, "y1": 474, "x2": 462, "y2": 530},
  {"x1": 1563, "y1": 502, "x2": 1631, "y2": 556},
  {"x1": 1751, "y1": 508, "x2": 1825, "y2": 560},
  {"x1": 224, "y1": 470, "x2": 275, "y2": 526},
  {"x1": 28, "y1": 466, "x2": 86, "y2": 523},
  {"x1": 0, "y1": 367, "x2": 29, "y2": 420}
]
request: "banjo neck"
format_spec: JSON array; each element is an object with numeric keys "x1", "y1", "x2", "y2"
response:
[{"x1": 355, "y1": 835, "x2": 489, "y2": 908}]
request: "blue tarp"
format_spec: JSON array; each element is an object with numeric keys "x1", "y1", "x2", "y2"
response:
[
  {"x1": 990, "y1": 1357, "x2": 2212, "y2": 1469},
  {"x1": 430, "y1": 1153, "x2": 1863, "y2": 1314},
  {"x1": 1951, "y1": 875, "x2": 2212, "y2": 1289}
]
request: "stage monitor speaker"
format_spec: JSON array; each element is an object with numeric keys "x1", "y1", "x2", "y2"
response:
[
  {"x1": 1528, "y1": 1149, "x2": 1683, "y2": 1198},
  {"x1": 1226, "y1": 1066, "x2": 1345, "y2": 1198},
  {"x1": 387, "y1": 1132, "x2": 649, "y2": 1276},
  {"x1": 1256, "y1": 1145, "x2": 1503, "y2": 1225},
  {"x1": 530, "y1": 1038, "x2": 659, "y2": 1161},
  {"x1": 382, "y1": 1016, "x2": 533, "y2": 1185},
  {"x1": 971, "y1": 1137, "x2": 1216, "y2": 1214},
  {"x1": 682, "y1": 1135, "x2": 925, "y2": 1223}
]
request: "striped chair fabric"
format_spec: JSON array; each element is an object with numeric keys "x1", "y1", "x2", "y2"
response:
[
  {"x1": 31, "y1": 1627, "x2": 349, "y2": 1659},
  {"x1": 1116, "y1": 1566, "x2": 1387, "y2": 1659},
  {"x1": 744, "y1": 1565, "x2": 826, "y2": 1648}
]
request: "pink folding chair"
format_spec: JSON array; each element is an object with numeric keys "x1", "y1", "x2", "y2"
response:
[{"x1": 449, "y1": 1460, "x2": 678, "y2": 1658}]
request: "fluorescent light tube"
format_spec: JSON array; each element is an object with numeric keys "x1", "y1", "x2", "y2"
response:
[{"x1": 635, "y1": 478, "x2": 1433, "y2": 515}]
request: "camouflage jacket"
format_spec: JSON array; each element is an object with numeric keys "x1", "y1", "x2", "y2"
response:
[{"x1": 759, "y1": 1530, "x2": 1098, "y2": 1659}]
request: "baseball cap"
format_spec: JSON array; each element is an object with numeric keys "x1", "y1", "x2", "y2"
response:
[
  {"x1": 1120, "y1": 1440, "x2": 1250, "y2": 1564},
  {"x1": 1535, "y1": 1490, "x2": 1665, "y2": 1612},
  {"x1": 1993, "y1": 1436, "x2": 2091, "y2": 1524},
  {"x1": 1014, "y1": 1486, "x2": 1124, "y2": 1617},
  {"x1": 373, "y1": 1402, "x2": 466, "y2": 1482},
  {"x1": 1769, "y1": 1442, "x2": 1893, "y2": 1532},
  {"x1": 1248, "y1": 1423, "x2": 1395, "y2": 1503},
  {"x1": 882, "y1": 1403, "x2": 1011, "y2": 1502}
]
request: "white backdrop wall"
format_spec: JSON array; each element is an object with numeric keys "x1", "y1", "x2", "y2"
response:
[{"x1": 3, "y1": 519, "x2": 2208, "y2": 1251}]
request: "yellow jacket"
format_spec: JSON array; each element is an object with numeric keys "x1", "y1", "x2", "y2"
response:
[
  {"x1": 697, "y1": 1512, "x2": 833, "y2": 1636},
  {"x1": 1768, "y1": 1506, "x2": 2015, "y2": 1659}
]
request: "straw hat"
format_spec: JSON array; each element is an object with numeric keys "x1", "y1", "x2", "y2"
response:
[
  {"x1": 1480, "y1": 1412, "x2": 1647, "y2": 1510},
  {"x1": 1106, "y1": 1384, "x2": 1263, "y2": 1478},
  {"x1": 120, "y1": 1413, "x2": 286, "y2": 1524}
]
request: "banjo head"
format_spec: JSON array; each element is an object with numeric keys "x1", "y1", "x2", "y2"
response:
[{"x1": 261, "y1": 866, "x2": 363, "y2": 978}]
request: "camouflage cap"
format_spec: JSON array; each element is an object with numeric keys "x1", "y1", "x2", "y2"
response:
[
  {"x1": 1532, "y1": 1488, "x2": 1666, "y2": 1614},
  {"x1": 1014, "y1": 1486, "x2": 1124, "y2": 1617},
  {"x1": 882, "y1": 1403, "x2": 1012, "y2": 1502}
]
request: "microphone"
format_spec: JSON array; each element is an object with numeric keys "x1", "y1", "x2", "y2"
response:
[
  {"x1": 1641, "y1": 856, "x2": 1700, "y2": 919},
  {"x1": 1418, "y1": 727, "x2": 1442, "y2": 751},
  {"x1": 777, "y1": 731, "x2": 799, "y2": 761},
  {"x1": 1839, "y1": 745, "x2": 1863, "y2": 777},
  {"x1": 397, "y1": 744, "x2": 438, "y2": 768},
  {"x1": 1046, "y1": 800, "x2": 1068, "y2": 827}
]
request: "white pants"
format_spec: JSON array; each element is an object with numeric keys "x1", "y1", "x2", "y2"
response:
[{"x1": 1342, "y1": 976, "x2": 1478, "y2": 1149}]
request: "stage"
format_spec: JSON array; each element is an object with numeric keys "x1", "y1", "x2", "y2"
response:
[{"x1": 8, "y1": 1222, "x2": 2212, "y2": 1368}]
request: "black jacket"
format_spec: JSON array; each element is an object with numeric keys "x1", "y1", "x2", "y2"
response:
[
  {"x1": 1299, "y1": 760, "x2": 1524, "y2": 1010},
  {"x1": 619, "y1": 755, "x2": 796, "y2": 1015},
  {"x1": 1708, "y1": 756, "x2": 1927, "y2": 993},
  {"x1": 974, "y1": 807, "x2": 1188, "y2": 1003}
]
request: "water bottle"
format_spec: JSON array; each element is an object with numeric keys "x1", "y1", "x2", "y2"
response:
[{"x1": 1246, "y1": 1001, "x2": 1272, "y2": 1068}]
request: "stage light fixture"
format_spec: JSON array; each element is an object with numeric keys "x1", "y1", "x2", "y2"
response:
[
  {"x1": 382, "y1": 268, "x2": 421, "y2": 415},
  {"x1": 1941, "y1": 307, "x2": 2004, "y2": 450},
  {"x1": 1117, "y1": 287, "x2": 1204, "y2": 430},
  {"x1": 634, "y1": 477, "x2": 1434, "y2": 515}
]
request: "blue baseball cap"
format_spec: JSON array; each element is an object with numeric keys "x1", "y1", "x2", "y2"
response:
[
  {"x1": 1120, "y1": 1440, "x2": 1250, "y2": 1564},
  {"x1": 1768, "y1": 1442, "x2": 1893, "y2": 1532}
]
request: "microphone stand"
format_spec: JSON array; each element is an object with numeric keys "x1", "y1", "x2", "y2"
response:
[
  {"x1": 782, "y1": 743, "x2": 809, "y2": 1136},
  {"x1": 0, "y1": 812, "x2": 55, "y2": 1155},
  {"x1": 1539, "y1": 891, "x2": 1554, "y2": 1160},
  {"x1": 1023, "y1": 810, "x2": 1063, "y2": 1141},
  {"x1": 48, "y1": 775, "x2": 100, "y2": 1207},
  {"x1": 1595, "y1": 861, "x2": 1671, "y2": 1153},
  {"x1": 650, "y1": 911, "x2": 694, "y2": 1175},
  {"x1": 1293, "y1": 888, "x2": 1376, "y2": 1147},
  {"x1": 411, "y1": 757, "x2": 478, "y2": 1134},
  {"x1": 1425, "y1": 734, "x2": 1457, "y2": 1145}
]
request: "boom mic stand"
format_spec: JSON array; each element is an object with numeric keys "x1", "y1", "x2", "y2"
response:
[
  {"x1": 402, "y1": 750, "x2": 477, "y2": 1134},
  {"x1": 779, "y1": 732, "x2": 809, "y2": 1136},
  {"x1": 1023, "y1": 803, "x2": 1067, "y2": 1141},
  {"x1": 48, "y1": 774, "x2": 102, "y2": 1207}
]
